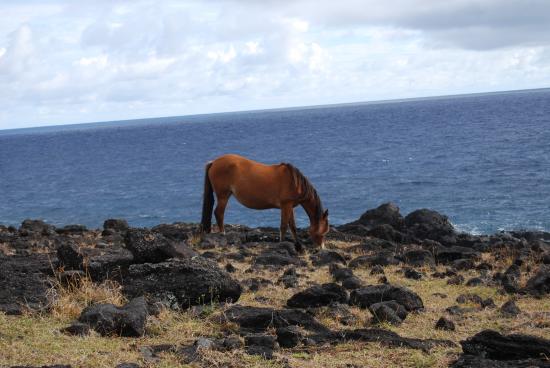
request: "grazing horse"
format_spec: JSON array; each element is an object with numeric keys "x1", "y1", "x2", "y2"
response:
[{"x1": 200, "y1": 154, "x2": 329, "y2": 250}]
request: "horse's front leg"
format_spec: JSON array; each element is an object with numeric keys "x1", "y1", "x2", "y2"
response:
[
  {"x1": 279, "y1": 204, "x2": 292, "y2": 243},
  {"x1": 289, "y1": 209, "x2": 303, "y2": 253}
]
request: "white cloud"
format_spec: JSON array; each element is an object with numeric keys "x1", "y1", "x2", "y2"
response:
[{"x1": 0, "y1": 0, "x2": 549, "y2": 129}]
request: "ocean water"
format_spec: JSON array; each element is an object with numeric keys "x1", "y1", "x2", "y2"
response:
[{"x1": 1, "y1": 89, "x2": 550, "y2": 234}]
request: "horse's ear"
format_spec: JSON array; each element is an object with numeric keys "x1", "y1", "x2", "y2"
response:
[{"x1": 323, "y1": 209, "x2": 329, "y2": 218}]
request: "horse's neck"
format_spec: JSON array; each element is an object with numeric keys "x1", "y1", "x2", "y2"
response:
[{"x1": 301, "y1": 198, "x2": 318, "y2": 226}]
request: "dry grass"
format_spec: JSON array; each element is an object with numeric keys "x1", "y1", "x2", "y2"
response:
[{"x1": 1, "y1": 239, "x2": 550, "y2": 368}]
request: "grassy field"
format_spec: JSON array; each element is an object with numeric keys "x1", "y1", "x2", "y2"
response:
[{"x1": 1, "y1": 239, "x2": 549, "y2": 368}]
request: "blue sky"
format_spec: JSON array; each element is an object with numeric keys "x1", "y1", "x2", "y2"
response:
[{"x1": 1, "y1": 0, "x2": 550, "y2": 129}]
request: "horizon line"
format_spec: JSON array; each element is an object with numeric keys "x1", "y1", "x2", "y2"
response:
[{"x1": 2, "y1": 86, "x2": 549, "y2": 133}]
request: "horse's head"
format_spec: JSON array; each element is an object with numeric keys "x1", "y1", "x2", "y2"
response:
[{"x1": 309, "y1": 209, "x2": 329, "y2": 248}]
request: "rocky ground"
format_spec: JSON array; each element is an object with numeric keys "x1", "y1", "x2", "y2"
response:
[{"x1": 1, "y1": 203, "x2": 550, "y2": 368}]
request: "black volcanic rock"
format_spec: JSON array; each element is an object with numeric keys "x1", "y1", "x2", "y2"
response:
[
  {"x1": 124, "y1": 228, "x2": 197, "y2": 263},
  {"x1": 253, "y1": 242, "x2": 306, "y2": 268},
  {"x1": 338, "y1": 203, "x2": 404, "y2": 233},
  {"x1": 311, "y1": 328, "x2": 454, "y2": 352},
  {"x1": 122, "y1": 257, "x2": 241, "y2": 309},
  {"x1": 402, "y1": 249, "x2": 435, "y2": 267},
  {"x1": 500, "y1": 300, "x2": 521, "y2": 317},
  {"x1": 287, "y1": 283, "x2": 348, "y2": 308},
  {"x1": 435, "y1": 246, "x2": 480, "y2": 264},
  {"x1": 57, "y1": 239, "x2": 134, "y2": 281},
  {"x1": 77, "y1": 296, "x2": 148, "y2": 337},
  {"x1": 367, "y1": 224, "x2": 409, "y2": 243},
  {"x1": 368, "y1": 300, "x2": 408, "y2": 325},
  {"x1": 0, "y1": 254, "x2": 55, "y2": 315},
  {"x1": 310, "y1": 250, "x2": 346, "y2": 266},
  {"x1": 502, "y1": 264, "x2": 521, "y2": 293},
  {"x1": 103, "y1": 219, "x2": 129, "y2": 233},
  {"x1": 523, "y1": 265, "x2": 550, "y2": 296},
  {"x1": 404, "y1": 208, "x2": 456, "y2": 243},
  {"x1": 435, "y1": 317, "x2": 455, "y2": 331},
  {"x1": 341, "y1": 276, "x2": 364, "y2": 290},
  {"x1": 451, "y1": 355, "x2": 550, "y2": 367},
  {"x1": 56, "y1": 224, "x2": 88, "y2": 235},
  {"x1": 276, "y1": 326, "x2": 302, "y2": 348},
  {"x1": 222, "y1": 305, "x2": 330, "y2": 334},
  {"x1": 403, "y1": 268, "x2": 423, "y2": 280},
  {"x1": 349, "y1": 284, "x2": 424, "y2": 311},
  {"x1": 329, "y1": 264, "x2": 354, "y2": 281},
  {"x1": 348, "y1": 252, "x2": 399, "y2": 268},
  {"x1": 19, "y1": 219, "x2": 56, "y2": 236},
  {"x1": 460, "y1": 330, "x2": 550, "y2": 360}
]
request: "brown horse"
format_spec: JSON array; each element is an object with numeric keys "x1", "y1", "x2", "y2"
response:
[{"x1": 200, "y1": 154, "x2": 329, "y2": 250}]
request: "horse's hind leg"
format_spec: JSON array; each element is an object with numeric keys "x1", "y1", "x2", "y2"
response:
[{"x1": 214, "y1": 192, "x2": 231, "y2": 234}]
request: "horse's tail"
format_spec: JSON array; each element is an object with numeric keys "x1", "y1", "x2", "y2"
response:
[{"x1": 200, "y1": 161, "x2": 215, "y2": 233}]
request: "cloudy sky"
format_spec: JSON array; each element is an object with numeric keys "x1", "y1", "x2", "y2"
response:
[{"x1": 1, "y1": 0, "x2": 550, "y2": 130}]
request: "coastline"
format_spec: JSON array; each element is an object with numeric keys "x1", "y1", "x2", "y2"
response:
[{"x1": 1, "y1": 203, "x2": 549, "y2": 367}]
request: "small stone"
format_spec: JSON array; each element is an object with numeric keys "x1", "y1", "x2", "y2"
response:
[
  {"x1": 500, "y1": 300, "x2": 521, "y2": 317},
  {"x1": 435, "y1": 317, "x2": 455, "y2": 331}
]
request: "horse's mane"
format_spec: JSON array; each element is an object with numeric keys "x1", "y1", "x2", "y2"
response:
[{"x1": 283, "y1": 163, "x2": 324, "y2": 222}]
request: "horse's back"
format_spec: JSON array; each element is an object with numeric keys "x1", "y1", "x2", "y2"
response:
[{"x1": 208, "y1": 154, "x2": 291, "y2": 209}]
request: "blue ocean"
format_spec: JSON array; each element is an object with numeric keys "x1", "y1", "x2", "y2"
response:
[{"x1": 1, "y1": 89, "x2": 549, "y2": 234}]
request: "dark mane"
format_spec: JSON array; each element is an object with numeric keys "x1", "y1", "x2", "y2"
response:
[{"x1": 283, "y1": 163, "x2": 324, "y2": 222}]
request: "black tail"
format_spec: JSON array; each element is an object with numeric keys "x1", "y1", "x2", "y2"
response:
[{"x1": 200, "y1": 162, "x2": 214, "y2": 233}]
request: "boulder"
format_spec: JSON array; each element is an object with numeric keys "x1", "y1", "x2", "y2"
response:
[
  {"x1": 56, "y1": 240, "x2": 134, "y2": 281},
  {"x1": 502, "y1": 264, "x2": 521, "y2": 293},
  {"x1": 287, "y1": 283, "x2": 348, "y2": 308},
  {"x1": 221, "y1": 305, "x2": 330, "y2": 333},
  {"x1": 151, "y1": 222, "x2": 194, "y2": 241},
  {"x1": 460, "y1": 330, "x2": 550, "y2": 360},
  {"x1": 435, "y1": 246, "x2": 480, "y2": 264},
  {"x1": 278, "y1": 267, "x2": 299, "y2": 288},
  {"x1": 404, "y1": 208, "x2": 456, "y2": 243},
  {"x1": 329, "y1": 264, "x2": 354, "y2": 281},
  {"x1": 451, "y1": 355, "x2": 550, "y2": 368},
  {"x1": 276, "y1": 326, "x2": 302, "y2": 348},
  {"x1": 244, "y1": 333, "x2": 279, "y2": 359},
  {"x1": 453, "y1": 258, "x2": 476, "y2": 271},
  {"x1": 341, "y1": 276, "x2": 364, "y2": 290},
  {"x1": 368, "y1": 301, "x2": 408, "y2": 325},
  {"x1": 402, "y1": 249, "x2": 435, "y2": 267},
  {"x1": 56, "y1": 224, "x2": 87, "y2": 235},
  {"x1": 403, "y1": 268, "x2": 423, "y2": 280},
  {"x1": 122, "y1": 258, "x2": 241, "y2": 309},
  {"x1": 19, "y1": 219, "x2": 56, "y2": 236},
  {"x1": 60, "y1": 322, "x2": 91, "y2": 336},
  {"x1": 325, "y1": 302, "x2": 357, "y2": 325},
  {"x1": 103, "y1": 219, "x2": 129, "y2": 233},
  {"x1": 447, "y1": 275, "x2": 465, "y2": 285},
  {"x1": 310, "y1": 250, "x2": 346, "y2": 266},
  {"x1": 348, "y1": 203, "x2": 404, "y2": 230},
  {"x1": 77, "y1": 297, "x2": 148, "y2": 337},
  {"x1": 349, "y1": 284, "x2": 424, "y2": 311},
  {"x1": 253, "y1": 242, "x2": 306, "y2": 268},
  {"x1": 367, "y1": 224, "x2": 409, "y2": 243},
  {"x1": 312, "y1": 328, "x2": 454, "y2": 352},
  {"x1": 523, "y1": 265, "x2": 550, "y2": 296},
  {"x1": 0, "y1": 254, "x2": 54, "y2": 315},
  {"x1": 500, "y1": 300, "x2": 521, "y2": 317},
  {"x1": 456, "y1": 293, "x2": 483, "y2": 305},
  {"x1": 348, "y1": 252, "x2": 399, "y2": 268},
  {"x1": 435, "y1": 317, "x2": 455, "y2": 331},
  {"x1": 124, "y1": 228, "x2": 197, "y2": 263}
]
